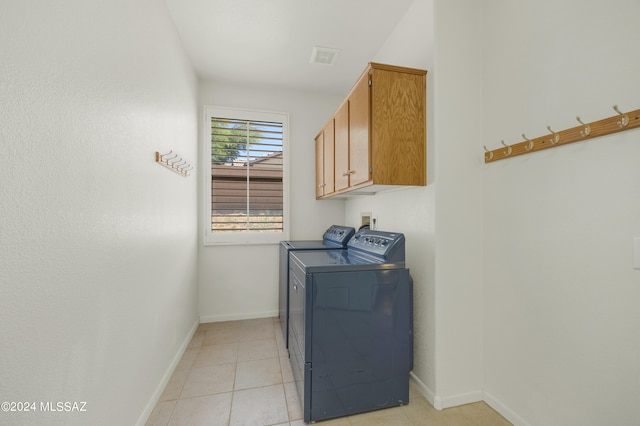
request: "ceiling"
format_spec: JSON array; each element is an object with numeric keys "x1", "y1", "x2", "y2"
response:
[{"x1": 164, "y1": 0, "x2": 416, "y2": 95}]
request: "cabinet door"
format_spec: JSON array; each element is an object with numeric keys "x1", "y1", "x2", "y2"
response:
[
  {"x1": 370, "y1": 68, "x2": 426, "y2": 185},
  {"x1": 315, "y1": 132, "x2": 325, "y2": 198},
  {"x1": 334, "y1": 100, "x2": 349, "y2": 191},
  {"x1": 323, "y1": 120, "x2": 335, "y2": 194},
  {"x1": 348, "y1": 72, "x2": 371, "y2": 187}
]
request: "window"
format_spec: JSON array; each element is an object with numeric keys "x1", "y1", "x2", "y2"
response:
[{"x1": 203, "y1": 106, "x2": 289, "y2": 245}]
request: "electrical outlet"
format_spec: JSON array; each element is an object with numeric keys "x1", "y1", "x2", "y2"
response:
[{"x1": 361, "y1": 212, "x2": 372, "y2": 228}]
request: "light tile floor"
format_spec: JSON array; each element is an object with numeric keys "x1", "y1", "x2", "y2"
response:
[{"x1": 146, "y1": 318, "x2": 512, "y2": 426}]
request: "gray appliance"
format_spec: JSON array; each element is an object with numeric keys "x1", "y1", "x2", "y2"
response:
[
  {"x1": 279, "y1": 225, "x2": 355, "y2": 350},
  {"x1": 288, "y1": 229, "x2": 413, "y2": 423}
]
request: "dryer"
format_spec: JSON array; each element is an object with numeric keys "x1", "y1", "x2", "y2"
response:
[
  {"x1": 278, "y1": 225, "x2": 355, "y2": 350},
  {"x1": 288, "y1": 229, "x2": 413, "y2": 423}
]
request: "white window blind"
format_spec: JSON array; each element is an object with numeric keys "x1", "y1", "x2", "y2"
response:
[{"x1": 203, "y1": 106, "x2": 289, "y2": 245}]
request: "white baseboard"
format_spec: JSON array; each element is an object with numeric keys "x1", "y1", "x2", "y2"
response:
[
  {"x1": 199, "y1": 310, "x2": 278, "y2": 324},
  {"x1": 409, "y1": 373, "x2": 482, "y2": 410},
  {"x1": 483, "y1": 389, "x2": 531, "y2": 426},
  {"x1": 410, "y1": 372, "x2": 436, "y2": 406},
  {"x1": 437, "y1": 389, "x2": 483, "y2": 410},
  {"x1": 135, "y1": 318, "x2": 200, "y2": 426},
  {"x1": 409, "y1": 374, "x2": 529, "y2": 425}
]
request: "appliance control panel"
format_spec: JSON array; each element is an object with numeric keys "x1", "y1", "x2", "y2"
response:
[
  {"x1": 348, "y1": 229, "x2": 405, "y2": 262},
  {"x1": 322, "y1": 225, "x2": 356, "y2": 246}
]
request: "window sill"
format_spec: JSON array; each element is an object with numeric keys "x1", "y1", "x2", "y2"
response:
[{"x1": 203, "y1": 231, "x2": 288, "y2": 246}]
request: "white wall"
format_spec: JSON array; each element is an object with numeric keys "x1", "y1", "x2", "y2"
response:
[
  {"x1": 344, "y1": 0, "x2": 440, "y2": 400},
  {"x1": 198, "y1": 81, "x2": 345, "y2": 321},
  {"x1": 363, "y1": 3, "x2": 640, "y2": 424},
  {"x1": 432, "y1": 0, "x2": 485, "y2": 407},
  {"x1": 481, "y1": 1, "x2": 640, "y2": 425},
  {"x1": 9, "y1": 1, "x2": 632, "y2": 424},
  {"x1": 0, "y1": 1, "x2": 199, "y2": 425},
  {"x1": 347, "y1": 0, "x2": 486, "y2": 409}
]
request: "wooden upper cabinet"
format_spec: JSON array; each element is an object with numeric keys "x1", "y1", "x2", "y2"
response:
[
  {"x1": 315, "y1": 131, "x2": 324, "y2": 198},
  {"x1": 334, "y1": 100, "x2": 349, "y2": 191},
  {"x1": 315, "y1": 62, "x2": 427, "y2": 199},
  {"x1": 347, "y1": 72, "x2": 370, "y2": 188},
  {"x1": 370, "y1": 65, "x2": 426, "y2": 186},
  {"x1": 315, "y1": 119, "x2": 335, "y2": 197},
  {"x1": 323, "y1": 120, "x2": 335, "y2": 195}
]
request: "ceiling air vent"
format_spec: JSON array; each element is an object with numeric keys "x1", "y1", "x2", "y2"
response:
[{"x1": 310, "y1": 46, "x2": 340, "y2": 65}]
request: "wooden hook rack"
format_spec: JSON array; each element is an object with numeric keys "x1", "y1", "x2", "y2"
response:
[
  {"x1": 155, "y1": 151, "x2": 193, "y2": 176},
  {"x1": 484, "y1": 106, "x2": 640, "y2": 163}
]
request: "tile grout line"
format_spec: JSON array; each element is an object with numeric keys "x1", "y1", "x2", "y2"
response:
[{"x1": 228, "y1": 338, "x2": 238, "y2": 426}]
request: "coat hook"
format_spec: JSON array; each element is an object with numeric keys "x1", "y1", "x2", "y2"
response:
[
  {"x1": 576, "y1": 116, "x2": 591, "y2": 137},
  {"x1": 522, "y1": 133, "x2": 534, "y2": 151},
  {"x1": 164, "y1": 152, "x2": 178, "y2": 162},
  {"x1": 483, "y1": 146, "x2": 494, "y2": 160},
  {"x1": 547, "y1": 126, "x2": 560, "y2": 144},
  {"x1": 613, "y1": 105, "x2": 629, "y2": 128},
  {"x1": 155, "y1": 150, "x2": 192, "y2": 177},
  {"x1": 501, "y1": 140, "x2": 512, "y2": 156}
]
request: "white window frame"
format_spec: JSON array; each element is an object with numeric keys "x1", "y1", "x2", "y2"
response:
[{"x1": 202, "y1": 105, "x2": 290, "y2": 245}]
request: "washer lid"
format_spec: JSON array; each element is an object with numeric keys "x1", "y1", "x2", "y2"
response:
[
  {"x1": 281, "y1": 240, "x2": 334, "y2": 250},
  {"x1": 290, "y1": 249, "x2": 405, "y2": 274}
]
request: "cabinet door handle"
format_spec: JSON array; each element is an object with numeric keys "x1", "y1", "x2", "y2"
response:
[
  {"x1": 342, "y1": 170, "x2": 355, "y2": 176},
  {"x1": 318, "y1": 183, "x2": 326, "y2": 188},
  {"x1": 293, "y1": 283, "x2": 298, "y2": 291}
]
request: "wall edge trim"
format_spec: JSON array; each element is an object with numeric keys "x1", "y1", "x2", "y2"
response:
[{"x1": 135, "y1": 318, "x2": 200, "y2": 426}]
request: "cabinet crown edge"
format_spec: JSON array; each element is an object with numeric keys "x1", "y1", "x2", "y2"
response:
[{"x1": 368, "y1": 62, "x2": 428, "y2": 76}]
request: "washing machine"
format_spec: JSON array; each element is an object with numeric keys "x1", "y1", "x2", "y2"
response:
[
  {"x1": 288, "y1": 229, "x2": 413, "y2": 423},
  {"x1": 278, "y1": 225, "x2": 355, "y2": 350}
]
